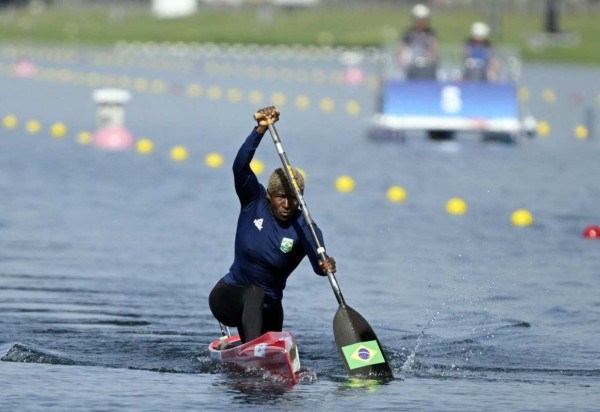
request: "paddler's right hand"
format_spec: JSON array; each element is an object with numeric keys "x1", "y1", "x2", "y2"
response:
[
  {"x1": 318, "y1": 257, "x2": 336, "y2": 276},
  {"x1": 255, "y1": 106, "x2": 280, "y2": 133}
]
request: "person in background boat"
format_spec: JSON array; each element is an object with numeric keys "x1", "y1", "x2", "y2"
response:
[
  {"x1": 462, "y1": 21, "x2": 500, "y2": 82},
  {"x1": 209, "y1": 106, "x2": 336, "y2": 344},
  {"x1": 397, "y1": 3, "x2": 439, "y2": 80}
]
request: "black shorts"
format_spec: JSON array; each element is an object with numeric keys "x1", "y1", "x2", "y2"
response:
[{"x1": 208, "y1": 280, "x2": 283, "y2": 343}]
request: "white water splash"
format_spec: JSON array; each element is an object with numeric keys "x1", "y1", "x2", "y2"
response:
[{"x1": 401, "y1": 310, "x2": 440, "y2": 372}]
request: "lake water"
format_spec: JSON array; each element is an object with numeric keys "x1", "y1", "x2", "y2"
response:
[{"x1": 1, "y1": 43, "x2": 599, "y2": 411}]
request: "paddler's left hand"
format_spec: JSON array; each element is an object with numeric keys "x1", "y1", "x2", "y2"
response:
[
  {"x1": 255, "y1": 106, "x2": 280, "y2": 134},
  {"x1": 318, "y1": 257, "x2": 336, "y2": 275}
]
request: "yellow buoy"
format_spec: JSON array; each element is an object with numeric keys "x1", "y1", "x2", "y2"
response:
[
  {"x1": 248, "y1": 90, "x2": 263, "y2": 105},
  {"x1": 3, "y1": 115, "x2": 18, "y2": 129},
  {"x1": 335, "y1": 175, "x2": 355, "y2": 193},
  {"x1": 134, "y1": 77, "x2": 149, "y2": 92},
  {"x1": 170, "y1": 146, "x2": 188, "y2": 162},
  {"x1": 446, "y1": 197, "x2": 468, "y2": 215},
  {"x1": 207, "y1": 86, "x2": 222, "y2": 100},
  {"x1": 227, "y1": 88, "x2": 243, "y2": 103},
  {"x1": 386, "y1": 186, "x2": 407, "y2": 203},
  {"x1": 250, "y1": 159, "x2": 265, "y2": 175},
  {"x1": 26, "y1": 120, "x2": 42, "y2": 134},
  {"x1": 295, "y1": 95, "x2": 310, "y2": 110},
  {"x1": 518, "y1": 87, "x2": 531, "y2": 102},
  {"x1": 151, "y1": 79, "x2": 167, "y2": 94},
  {"x1": 271, "y1": 92, "x2": 287, "y2": 107},
  {"x1": 51, "y1": 122, "x2": 67, "y2": 138},
  {"x1": 574, "y1": 125, "x2": 589, "y2": 140},
  {"x1": 346, "y1": 100, "x2": 361, "y2": 116},
  {"x1": 537, "y1": 121, "x2": 550, "y2": 137},
  {"x1": 187, "y1": 84, "x2": 202, "y2": 97},
  {"x1": 319, "y1": 98, "x2": 335, "y2": 113},
  {"x1": 205, "y1": 152, "x2": 224, "y2": 168},
  {"x1": 136, "y1": 138, "x2": 154, "y2": 154},
  {"x1": 511, "y1": 209, "x2": 533, "y2": 227},
  {"x1": 77, "y1": 131, "x2": 92, "y2": 145},
  {"x1": 542, "y1": 89, "x2": 556, "y2": 103}
]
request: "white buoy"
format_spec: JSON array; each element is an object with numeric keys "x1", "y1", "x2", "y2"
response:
[
  {"x1": 92, "y1": 88, "x2": 131, "y2": 128},
  {"x1": 92, "y1": 88, "x2": 133, "y2": 151}
]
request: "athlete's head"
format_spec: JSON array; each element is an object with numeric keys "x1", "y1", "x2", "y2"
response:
[
  {"x1": 267, "y1": 167, "x2": 304, "y2": 195},
  {"x1": 266, "y1": 167, "x2": 304, "y2": 222}
]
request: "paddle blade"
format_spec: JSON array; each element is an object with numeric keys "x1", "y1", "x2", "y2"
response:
[{"x1": 333, "y1": 304, "x2": 394, "y2": 379}]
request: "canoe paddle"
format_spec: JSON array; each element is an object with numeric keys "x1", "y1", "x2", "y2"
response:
[{"x1": 254, "y1": 111, "x2": 394, "y2": 379}]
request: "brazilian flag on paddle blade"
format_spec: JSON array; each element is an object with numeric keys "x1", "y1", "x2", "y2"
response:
[
  {"x1": 341, "y1": 340, "x2": 386, "y2": 370},
  {"x1": 333, "y1": 305, "x2": 393, "y2": 378}
]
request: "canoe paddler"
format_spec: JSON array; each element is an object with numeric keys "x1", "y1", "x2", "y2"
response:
[{"x1": 209, "y1": 106, "x2": 336, "y2": 344}]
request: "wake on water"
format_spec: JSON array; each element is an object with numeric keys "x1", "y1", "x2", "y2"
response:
[
  {"x1": 1, "y1": 341, "x2": 317, "y2": 384},
  {"x1": 0, "y1": 282, "x2": 590, "y2": 385},
  {"x1": 3, "y1": 321, "x2": 598, "y2": 387},
  {"x1": 2, "y1": 343, "x2": 76, "y2": 365}
]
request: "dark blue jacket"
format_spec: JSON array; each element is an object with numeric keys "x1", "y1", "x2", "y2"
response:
[{"x1": 222, "y1": 128, "x2": 326, "y2": 301}]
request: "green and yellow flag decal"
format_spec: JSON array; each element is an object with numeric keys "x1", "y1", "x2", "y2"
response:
[{"x1": 341, "y1": 340, "x2": 385, "y2": 370}]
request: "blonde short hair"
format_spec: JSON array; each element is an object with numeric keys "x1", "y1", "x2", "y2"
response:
[{"x1": 267, "y1": 167, "x2": 304, "y2": 194}]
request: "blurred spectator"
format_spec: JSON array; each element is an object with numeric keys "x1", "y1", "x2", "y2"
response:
[
  {"x1": 397, "y1": 3, "x2": 439, "y2": 80},
  {"x1": 0, "y1": 0, "x2": 25, "y2": 6},
  {"x1": 462, "y1": 22, "x2": 500, "y2": 82},
  {"x1": 0, "y1": 0, "x2": 49, "y2": 7}
]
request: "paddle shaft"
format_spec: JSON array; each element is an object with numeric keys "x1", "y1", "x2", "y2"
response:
[
  {"x1": 260, "y1": 119, "x2": 394, "y2": 379},
  {"x1": 265, "y1": 123, "x2": 346, "y2": 307}
]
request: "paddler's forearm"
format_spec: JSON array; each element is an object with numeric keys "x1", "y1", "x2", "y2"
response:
[
  {"x1": 232, "y1": 128, "x2": 265, "y2": 174},
  {"x1": 256, "y1": 124, "x2": 268, "y2": 134}
]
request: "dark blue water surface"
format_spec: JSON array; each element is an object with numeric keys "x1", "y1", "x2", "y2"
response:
[{"x1": 1, "y1": 43, "x2": 599, "y2": 411}]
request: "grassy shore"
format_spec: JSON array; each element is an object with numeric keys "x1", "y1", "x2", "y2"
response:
[{"x1": 1, "y1": 6, "x2": 599, "y2": 65}]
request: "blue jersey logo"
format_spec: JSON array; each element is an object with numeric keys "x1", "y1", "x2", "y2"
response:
[{"x1": 280, "y1": 237, "x2": 294, "y2": 253}]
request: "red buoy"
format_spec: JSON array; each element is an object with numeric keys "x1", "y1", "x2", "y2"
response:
[
  {"x1": 582, "y1": 225, "x2": 600, "y2": 239},
  {"x1": 93, "y1": 126, "x2": 133, "y2": 151},
  {"x1": 343, "y1": 67, "x2": 366, "y2": 85},
  {"x1": 14, "y1": 60, "x2": 37, "y2": 78}
]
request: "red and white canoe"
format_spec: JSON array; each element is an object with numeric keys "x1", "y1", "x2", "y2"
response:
[{"x1": 208, "y1": 331, "x2": 301, "y2": 384}]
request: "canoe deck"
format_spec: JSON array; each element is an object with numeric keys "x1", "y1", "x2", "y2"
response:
[{"x1": 208, "y1": 331, "x2": 301, "y2": 384}]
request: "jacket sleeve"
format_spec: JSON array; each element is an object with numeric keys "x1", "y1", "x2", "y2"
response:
[{"x1": 232, "y1": 128, "x2": 265, "y2": 206}]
